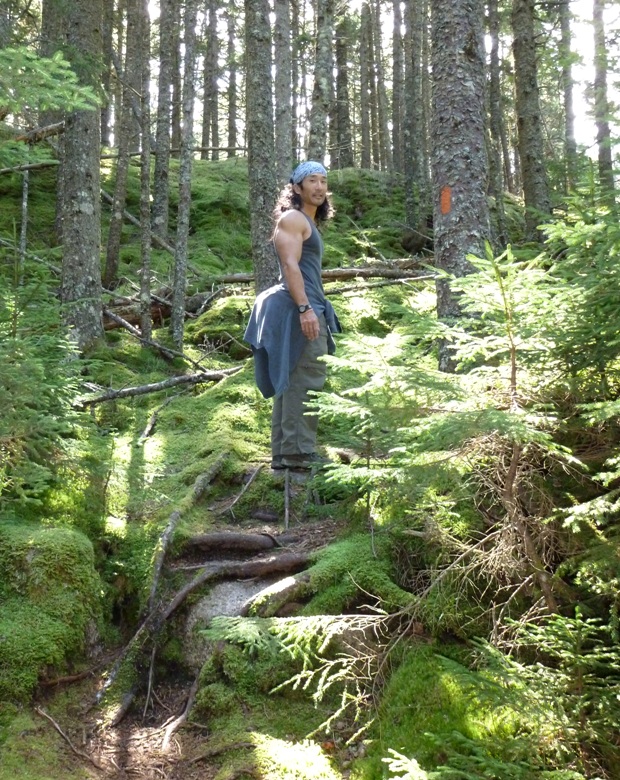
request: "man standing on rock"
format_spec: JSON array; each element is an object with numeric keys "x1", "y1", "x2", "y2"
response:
[{"x1": 244, "y1": 161, "x2": 341, "y2": 470}]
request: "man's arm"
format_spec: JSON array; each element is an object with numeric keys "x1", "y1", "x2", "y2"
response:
[{"x1": 274, "y1": 211, "x2": 320, "y2": 340}]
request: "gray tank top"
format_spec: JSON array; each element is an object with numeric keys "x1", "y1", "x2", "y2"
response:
[{"x1": 279, "y1": 213, "x2": 327, "y2": 314}]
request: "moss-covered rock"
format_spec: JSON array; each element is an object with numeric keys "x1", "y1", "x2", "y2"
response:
[{"x1": 0, "y1": 521, "x2": 103, "y2": 701}]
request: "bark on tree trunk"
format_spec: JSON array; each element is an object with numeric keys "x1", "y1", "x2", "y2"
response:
[
  {"x1": 245, "y1": 0, "x2": 279, "y2": 293},
  {"x1": 333, "y1": 11, "x2": 354, "y2": 169},
  {"x1": 403, "y1": 0, "x2": 426, "y2": 229},
  {"x1": 170, "y1": 0, "x2": 198, "y2": 349},
  {"x1": 559, "y1": 0, "x2": 577, "y2": 192},
  {"x1": 307, "y1": 0, "x2": 334, "y2": 162},
  {"x1": 392, "y1": 0, "x2": 405, "y2": 174},
  {"x1": 201, "y1": 0, "x2": 220, "y2": 161},
  {"x1": 138, "y1": 0, "x2": 152, "y2": 341},
  {"x1": 430, "y1": 0, "x2": 490, "y2": 372},
  {"x1": 104, "y1": 0, "x2": 142, "y2": 288},
  {"x1": 593, "y1": 0, "x2": 615, "y2": 204},
  {"x1": 226, "y1": 1, "x2": 239, "y2": 157},
  {"x1": 487, "y1": 0, "x2": 508, "y2": 245},
  {"x1": 372, "y1": 0, "x2": 392, "y2": 172},
  {"x1": 274, "y1": 0, "x2": 293, "y2": 184},
  {"x1": 152, "y1": 0, "x2": 175, "y2": 239},
  {"x1": 512, "y1": 0, "x2": 551, "y2": 239},
  {"x1": 359, "y1": 3, "x2": 372, "y2": 169},
  {"x1": 100, "y1": 0, "x2": 114, "y2": 148},
  {"x1": 60, "y1": 0, "x2": 104, "y2": 351}
]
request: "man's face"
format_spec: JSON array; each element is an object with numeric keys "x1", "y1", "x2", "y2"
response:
[{"x1": 295, "y1": 173, "x2": 328, "y2": 206}]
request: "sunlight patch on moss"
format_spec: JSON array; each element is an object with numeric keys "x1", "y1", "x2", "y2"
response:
[{"x1": 252, "y1": 733, "x2": 343, "y2": 780}]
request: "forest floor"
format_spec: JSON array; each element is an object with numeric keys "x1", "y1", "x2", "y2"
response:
[{"x1": 29, "y1": 468, "x2": 346, "y2": 780}]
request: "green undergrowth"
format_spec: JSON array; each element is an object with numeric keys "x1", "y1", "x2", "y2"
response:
[{"x1": 351, "y1": 643, "x2": 532, "y2": 780}]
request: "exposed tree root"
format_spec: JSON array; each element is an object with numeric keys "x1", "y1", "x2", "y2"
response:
[
  {"x1": 240, "y1": 571, "x2": 312, "y2": 617},
  {"x1": 181, "y1": 530, "x2": 297, "y2": 555}
]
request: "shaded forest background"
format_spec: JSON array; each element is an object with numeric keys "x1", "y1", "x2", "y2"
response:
[{"x1": 1, "y1": 0, "x2": 620, "y2": 779}]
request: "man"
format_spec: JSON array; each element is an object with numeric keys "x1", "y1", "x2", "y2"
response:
[{"x1": 244, "y1": 161, "x2": 341, "y2": 470}]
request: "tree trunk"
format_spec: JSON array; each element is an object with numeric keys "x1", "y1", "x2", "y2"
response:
[
  {"x1": 359, "y1": 3, "x2": 372, "y2": 169},
  {"x1": 430, "y1": 0, "x2": 490, "y2": 372},
  {"x1": 332, "y1": 11, "x2": 354, "y2": 169},
  {"x1": 403, "y1": 0, "x2": 426, "y2": 228},
  {"x1": 559, "y1": 0, "x2": 577, "y2": 191},
  {"x1": 226, "y1": 1, "x2": 239, "y2": 157},
  {"x1": 60, "y1": 0, "x2": 104, "y2": 351},
  {"x1": 245, "y1": 0, "x2": 279, "y2": 292},
  {"x1": 512, "y1": 0, "x2": 551, "y2": 240},
  {"x1": 201, "y1": 0, "x2": 220, "y2": 161},
  {"x1": 104, "y1": 0, "x2": 142, "y2": 288},
  {"x1": 291, "y1": 0, "x2": 301, "y2": 158},
  {"x1": 487, "y1": 0, "x2": 508, "y2": 245},
  {"x1": 100, "y1": 0, "x2": 114, "y2": 147},
  {"x1": 170, "y1": 1, "x2": 182, "y2": 157},
  {"x1": 593, "y1": 0, "x2": 615, "y2": 203},
  {"x1": 152, "y1": 0, "x2": 175, "y2": 239},
  {"x1": 170, "y1": 0, "x2": 198, "y2": 349},
  {"x1": 274, "y1": 0, "x2": 293, "y2": 184},
  {"x1": 373, "y1": 0, "x2": 392, "y2": 171},
  {"x1": 138, "y1": 0, "x2": 152, "y2": 341},
  {"x1": 307, "y1": 0, "x2": 334, "y2": 162},
  {"x1": 392, "y1": 0, "x2": 405, "y2": 174}
]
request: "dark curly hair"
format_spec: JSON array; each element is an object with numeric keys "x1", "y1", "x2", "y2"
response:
[{"x1": 272, "y1": 182, "x2": 334, "y2": 228}]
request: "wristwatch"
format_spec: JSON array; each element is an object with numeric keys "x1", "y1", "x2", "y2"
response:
[{"x1": 297, "y1": 304, "x2": 313, "y2": 313}]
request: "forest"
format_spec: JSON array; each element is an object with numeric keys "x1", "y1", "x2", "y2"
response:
[{"x1": 1, "y1": 0, "x2": 620, "y2": 778}]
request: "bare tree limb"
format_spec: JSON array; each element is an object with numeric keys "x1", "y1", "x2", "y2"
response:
[
  {"x1": 102, "y1": 306, "x2": 206, "y2": 370},
  {"x1": 35, "y1": 707, "x2": 103, "y2": 769},
  {"x1": 74, "y1": 366, "x2": 243, "y2": 409},
  {"x1": 211, "y1": 266, "x2": 436, "y2": 284}
]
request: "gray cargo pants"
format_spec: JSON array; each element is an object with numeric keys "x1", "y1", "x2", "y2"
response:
[{"x1": 271, "y1": 315, "x2": 328, "y2": 458}]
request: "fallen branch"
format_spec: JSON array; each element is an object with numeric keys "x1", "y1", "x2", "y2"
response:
[
  {"x1": 327, "y1": 274, "x2": 437, "y2": 295},
  {"x1": 74, "y1": 366, "x2": 243, "y2": 409},
  {"x1": 35, "y1": 706, "x2": 103, "y2": 770},
  {"x1": 0, "y1": 235, "x2": 61, "y2": 274},
  {"x1": 15, "y1": 121, "x2": 65, "y2": 144},
  {"x1": 0, "y1": 159, "x2": 60, "y2": 175},
  {"x1": 100, "y1": 188, "x2": 175, "y2": 255},
  {"x1": 147, "y1": 511, "x2": 183, "y2": 613},
  {"x1": 211, "y1": 266, "x2": 435, "y2": 284},
  {"x1": 103, "y1": 307, "x2": 209, "y2": 371},
  {"x1": 192, "y1": 453, "x2": 229, "y2": 503},
  {"x1": 215, "y1": 465, "x2": 264, "y2": 517},
  {"x1": 138, "y1": 396, "x2": 177, "y2": 443}
]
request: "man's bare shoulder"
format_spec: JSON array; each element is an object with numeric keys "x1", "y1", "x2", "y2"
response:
[{"x1": 276, "y1": 209, "x2": 310, "y2": 234}]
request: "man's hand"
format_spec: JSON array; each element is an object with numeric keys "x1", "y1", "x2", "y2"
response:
[{"x1": 300, "y1": 308, "x2": 320, "y2": 340}]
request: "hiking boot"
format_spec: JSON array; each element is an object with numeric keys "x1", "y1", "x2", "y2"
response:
[
  {"x1": 280, "y1": 453, "x2": 331, "y2": 470},
  {"x1": 271, "y1": 456, "x2": 285, "y2": 470}
]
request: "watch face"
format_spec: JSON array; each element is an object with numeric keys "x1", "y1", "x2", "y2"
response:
[{"x1": 298, "y1": 304, "x2": 310, "y2": 313}]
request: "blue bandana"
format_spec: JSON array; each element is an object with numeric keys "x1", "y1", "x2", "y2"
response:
[{"x1": 290, "y1": 161, "x2": 327, "y2": 185}]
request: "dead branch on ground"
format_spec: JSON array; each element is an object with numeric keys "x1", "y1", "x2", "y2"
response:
[
  {"x1": 35, "y1": 707, "x2": 103, "y2": 770},
  {"x1": 74, "y1": 366, "x2": 243, "y2": 409}
]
